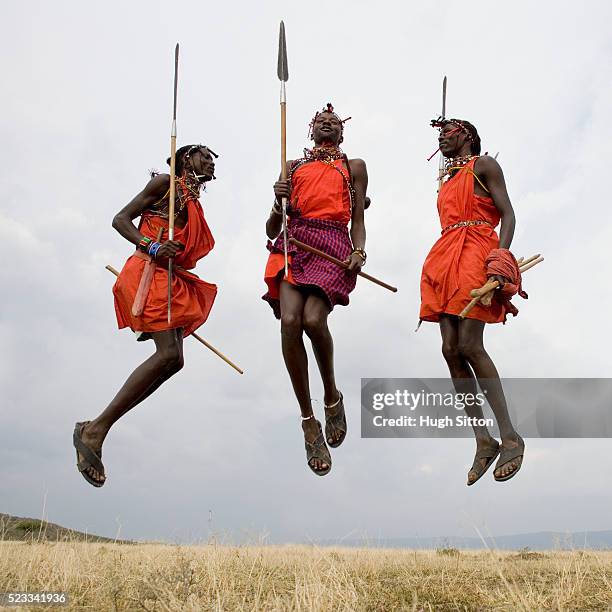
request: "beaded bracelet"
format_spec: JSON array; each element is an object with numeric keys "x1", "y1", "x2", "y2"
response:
[
  {"x1": 352, "y1": 248, "x2": 367, "y2": 264},
  {"x1": 271, "y1": 200, "x2": 282, "y2": 215},
  {"x1": 138, "y1": 236, "x2": 153, "y2": 253},
  {"x1": 147, "y1": 241, "x2": 163, "y2": 258}
]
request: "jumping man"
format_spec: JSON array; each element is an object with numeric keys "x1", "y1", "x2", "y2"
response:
[
  {"x1": 263, "y1": 104, "x2": 368, "y2": 476},
  {"x1": 73, "y1": 145, "x2": 218, "y2": 487},
  {"x1": 420, "y1": 118, "x2": 526, "y2": 484}
]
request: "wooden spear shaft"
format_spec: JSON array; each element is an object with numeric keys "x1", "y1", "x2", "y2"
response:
[
  {"x1": 277, "y1": 21, "x2": 289, "y2": 275},
  {"x1": 167, "y1": 43, "x2": 179, "y2": 323},
  {"x1": 288, "y1": 237, "x2": 398, "y2": 293},
  {"x1": 105, "y1": 265, "x2": 244, "y2": 374}
]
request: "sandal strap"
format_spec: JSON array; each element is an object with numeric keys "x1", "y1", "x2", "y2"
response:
[
  {"x1": 497, "y1": 437, "x2": 525, "y2": 464},
  {"x1": 474, "y1": 444, "x2": 500, "y2": 461},
  {"x1": 73, "y1": 422, "x2": 104, "y2": 474},
  {"x1": 305, "y1": 426, "x2": 332, "y2": 465},
  {"x1": 324, "y1": 391, "x2": 343, "y2": 410}
]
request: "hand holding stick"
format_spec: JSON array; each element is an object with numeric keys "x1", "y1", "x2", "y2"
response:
[
  {"x1": 288, "y1": 238, "x2": 397, "y2": 293},
  {"x1": 459, "y1": 255, "x2": 544, "y2": 319}
]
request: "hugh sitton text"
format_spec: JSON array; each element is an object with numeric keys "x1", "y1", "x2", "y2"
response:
[{"x1": 372, "y1": 415, "x2": 494, "y2": 428}]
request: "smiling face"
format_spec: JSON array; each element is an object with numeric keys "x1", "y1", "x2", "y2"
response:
[
  {"x1": 438, "y1": 122, "x2": 473, "y2": 158},
  {"x1": 311, "y1": 111, "x2": 343, "y2": 146}
]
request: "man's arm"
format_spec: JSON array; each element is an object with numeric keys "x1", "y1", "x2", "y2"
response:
[
  {"x1": 266, "y1": 160, "x2": 293, "y2": 240},
  {"x1": 112, "y1": 174, "x2": 184, "y2": 260},
  {"x1": 346, "y1": 158, "x2": 368, "y2": 272},
  {"x1": 112, "y1": 174, "x2": 170, "y2": 246},
  {"x1": 476, "y1": 156, "x2": 515, "y2": 249}
]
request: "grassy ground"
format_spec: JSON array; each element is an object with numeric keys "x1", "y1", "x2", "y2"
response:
[{"x1": 1, "y1": 541, "x2": 612, "y2": 611}]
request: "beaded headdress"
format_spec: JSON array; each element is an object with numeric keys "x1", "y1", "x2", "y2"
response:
[
  {"x1": 308, "y1": 103, "x2": 352, "y2": 143},
  {"x1": 428, "y1": 117, "x2": 481, "y2": 157}
]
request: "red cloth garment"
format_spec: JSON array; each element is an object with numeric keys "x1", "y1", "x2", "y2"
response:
[
  {"x1": 112, "y1": 186, "x2": 217, "y2": 337},
  {"x1": 485, "y1": 248, "x2": 528, "y2": 319},
  {"x1": 420, "y1": 157, "x2": 510, "y2": 323},
  {"x1": 263, "y1": 157, "x2": 355, "y2": 317}
]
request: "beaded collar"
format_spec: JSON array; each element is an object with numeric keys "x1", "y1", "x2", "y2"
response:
[
  {"x1": 440, "y1": 154, "x2": 478, "y2": 183},
  {"x1": 303, "y1": 145, "x2": 346, "y2": 162}
]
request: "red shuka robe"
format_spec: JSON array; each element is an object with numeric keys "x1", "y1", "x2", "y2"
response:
[
  {"x1": 113, "y1": 190, "x2": 217, "y2": 337},
  {"x1": 420, "y1": 157, "x2": 508, "y2": 324}
]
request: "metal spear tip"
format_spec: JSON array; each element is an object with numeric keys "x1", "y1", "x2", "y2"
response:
[{"x1": 277, "y1": 20, "x2": 289, "y2": 82}]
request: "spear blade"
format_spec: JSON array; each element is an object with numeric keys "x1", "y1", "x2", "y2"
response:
[
  {"x1": 277, "y1": 21, "x2": 289, "y2": 82},
  {"x1": 441, "y1": 75, "x2": 447, "y2": 119}
]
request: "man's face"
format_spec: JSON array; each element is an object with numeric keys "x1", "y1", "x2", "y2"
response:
[
  {"x1": 186, "y1": 148, "x2": 215, "y2": 182},
  {"x1": 438, "y1": 123, "x2": 470, "y2": 158},
  {"x1": 312, "y1": 112, "x2": 342, "y2": 146}
]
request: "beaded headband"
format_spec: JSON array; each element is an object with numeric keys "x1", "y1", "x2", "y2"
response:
[
  {"x1": 167, "y1": 144, "x2": 219, "y2": 167},
  {"x1": 308, "y1": 103, "x2": 352, "y2": 142},
  {"x1": 430, "y1": 117, "x2": 471, "y2": 136}
]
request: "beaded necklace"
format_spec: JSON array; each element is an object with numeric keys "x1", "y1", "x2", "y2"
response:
[
  {"x1": 148, "y1": 174, "x2": 202, "y2": 220},
  {"x1": 289, "y1": 145, "x2": 356, "y2": 209},
  {"x1": 440, "y1": 154, "x2": 478, "y2": 184}
]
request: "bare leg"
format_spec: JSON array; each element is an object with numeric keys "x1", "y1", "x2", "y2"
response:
[
  {"x1": 439, "y1": 315, "x2": 498, "y2": 483},
  {"x1": 279, "y1": 282, "x2": 329, "y2": 473},
  {"x1": 456, "y1": 318, "x2": 523, "y2": 479},
  {"x1": 77, "y1": 328, "x2": 185, "y2": 484},
  {"x1": 303, "y1": 293, "x2": 342, "y2": 444}
]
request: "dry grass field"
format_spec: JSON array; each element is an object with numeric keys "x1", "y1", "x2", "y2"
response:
[{"x1": 2, "y1": 541, "x2": 612, "y2": 611}]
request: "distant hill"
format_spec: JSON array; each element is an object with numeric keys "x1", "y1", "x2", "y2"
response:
[
  {"x1": 0, "y1": 513, "x2": 132, "y2": 544},
  {"x1": 319, "y1": 531, "x2": 612, "y2": 551}
]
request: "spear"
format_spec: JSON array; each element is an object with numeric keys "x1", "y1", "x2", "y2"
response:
[
  {"x1": 437, "y1": 75, "x2": 447, "y2": 192},
  {"x1": 167, "y1": 43, "x2": 179, "y2": 323},
  {"x1": 277, "y1": 21, "x2": 289, "y2": 275}
]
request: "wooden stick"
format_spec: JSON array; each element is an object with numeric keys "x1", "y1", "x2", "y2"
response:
[
  {"x1": 518, "y1": 256, "x2": 544, "y2": 273},
  {"x1": 167, "y1": 43, "x2": 180, "y2": 323},
  {"x1": 191, "y1": 333, "x2": 244, "y2": 374},
  {"x1": 278, "y1": 21, "x2": 289, "y2": 276},
  {"x1": 105, "y1": 265, "x2": 243, "y2": 374},
  {"x1": 288, "y1": 237, "x2": 398, "y2": 293},
  {"x1": 459, "y1": 255, "x2": 544, "y2": 319},
  {"x1": 468, "y1": 256, "x2": 543, "y2": 298}
]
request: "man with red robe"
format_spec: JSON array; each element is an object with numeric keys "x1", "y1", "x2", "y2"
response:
[{"x1": 73, "y1": 145, "x2": 218, "y2": 487}]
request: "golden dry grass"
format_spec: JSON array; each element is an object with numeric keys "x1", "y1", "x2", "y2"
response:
[{"x1": 2, "y1": 541, "x2": 612, "y2": 611}]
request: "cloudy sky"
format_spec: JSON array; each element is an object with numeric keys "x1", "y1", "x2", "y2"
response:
[{"x1": 2, "y1": 0, "x2": 612, "y2": 544}]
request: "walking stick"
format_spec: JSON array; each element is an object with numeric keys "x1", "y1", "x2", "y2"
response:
[
  {"x1": 458, "y1": 255, "x2": 544, "y2": 318},
  {"x1": 167, "y1": 43, "x2": 179, "y2": 323},
  {"x1": 277, "y1": 21, "x2": 290, "y2": 275},
  {"x1": 105, "y1": 265, "x2": 244, "y2": 374},
  {"x1": 288, "y1": 238, "x2": 398, "y2": 293}
]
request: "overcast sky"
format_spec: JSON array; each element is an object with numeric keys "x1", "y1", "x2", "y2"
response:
[{"x1": 1, "y1": 0, "x2": 612, "y2": 544}]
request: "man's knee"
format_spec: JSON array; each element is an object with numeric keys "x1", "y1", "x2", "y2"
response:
[
  {"x1": 157, "y1": 347, "x2": 184, "y2": 373},
  {"x1": 457, "y1": 340, "x2": 486, "y2": 362},
  {"x1": 303, "y1": 311, "x2": 327, "y2": 338},
  {"x1": 441, "y1": 340, "x2": 461, "y2": 364},
  {"x1": 281, "y1": 312, "x2": 303, "y2": 337}
]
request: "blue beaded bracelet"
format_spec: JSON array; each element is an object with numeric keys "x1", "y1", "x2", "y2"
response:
[{"x1": 147, "y1": 241, "x2": 162, "y2": 258}]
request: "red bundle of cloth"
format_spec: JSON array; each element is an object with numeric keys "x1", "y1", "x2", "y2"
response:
[{"x1": 485, "y1": 248, "x2": 528, "y2": 319}]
